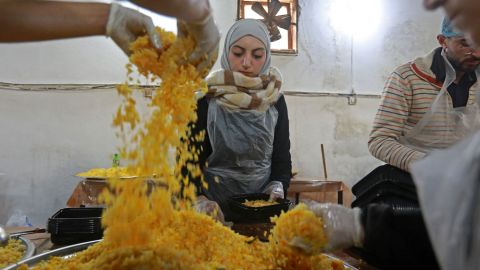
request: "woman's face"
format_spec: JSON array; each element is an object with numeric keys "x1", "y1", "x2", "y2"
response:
[{"x1": 227, "y1": 35, "x2": 267, "y2": 77}]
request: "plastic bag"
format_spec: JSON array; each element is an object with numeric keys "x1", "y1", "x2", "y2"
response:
[
  {"x1": 202, "y1": 99, "x2": 278, "y2": 219},
  {"x1": 262, "y1": 181, "x2": 284, "y2": 200},
  {"x1": 399, "y1": 51, "x2": 480, "y2": 153},
  {"x1": 6, "y1": 209, "x2": 33, "y2": 227},
  {"x1": 411, "y1": 131, "x2": 480, "y2": 270}
]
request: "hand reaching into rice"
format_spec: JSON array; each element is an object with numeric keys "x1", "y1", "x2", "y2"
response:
[
  {"x1": 270, "y1": 204, "x2": 349, "y2": 269},
  {"x1": 194, "y1": 195, "x2": 225, "y2": 224},
  {"x1": 270, "y1": 204, "x2": 328, "y2": 256},
  {"x1": 277, "y1": 203, "x2": 364, "y2": 256}
]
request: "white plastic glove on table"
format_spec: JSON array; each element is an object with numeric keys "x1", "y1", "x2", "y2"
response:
[
  {"x1": 194, "y1": 195, "x2": 225, "y2": 224},
  {"x1": 106, "y1": 3, "x2": 161, "y2": 55},
  {"x1": 309, "y1": 203, "x2": 364, "y2": 251},
  {"x1": 263, "y1": 181, "x2": 285, "y2": 200},
  {"x1": 177, "y1": 11, "x2": 220, "y2": 75}
]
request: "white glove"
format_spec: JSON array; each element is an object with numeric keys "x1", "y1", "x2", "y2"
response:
[
  {"x1": 309, "y1": 203, "x2": 364, "y2": 251},
  {"x1": 194, "y1": 195, "x2": 225, "y2": 223},
  {"x1": 263, "y1": 181, "x2": 285, "y2": 200},
  {"x1": 106, "y1": 3, "x2": 161, "y2": 55},
  {"x1": 177, "y1": 11, "x2": 220, "y2": 76}
]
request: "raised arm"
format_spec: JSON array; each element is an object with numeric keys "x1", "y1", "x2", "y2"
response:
[
  {"x1": 0, "y1": 0, "x2": 162, "y2": 55},
  {"x1": 131, "y1": 0, "x2": 210, "y2": 22},
  {"x1": 0, "y1": 1, "x2": 110, "y2": 42}
]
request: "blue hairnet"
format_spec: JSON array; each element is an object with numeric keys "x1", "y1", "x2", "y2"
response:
[{"x1": 441, "y1": 17, "x2": 463, "y2": 38}]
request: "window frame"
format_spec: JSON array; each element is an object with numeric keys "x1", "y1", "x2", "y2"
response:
[{"x1": 237, "y1": 0, "x2": 298, "y2": 55}]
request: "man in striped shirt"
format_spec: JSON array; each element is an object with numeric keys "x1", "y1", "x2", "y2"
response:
[
  {"x1": 369, "y1": 18, "x2": 480, "y2": 172},
  {"x1": 349, "y1": 18, "x2": 480, "y2": 269}
]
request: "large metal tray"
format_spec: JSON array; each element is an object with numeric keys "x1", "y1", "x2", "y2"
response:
[
  {"x1": 2, "y1": 237, "x2": 36, "y2": 269},
  {"x1": 4, "y1": 239, "x2": 358, "y2": 270},
  {"x1": 3, "y1": 240, "x2": 100, "y2": 270},
  {"x1": 325, "y1": 253, "x2": 358, "y2": 270},
  {"x1": 19, "y1": 237, "x2": 36, "y2": 261}
]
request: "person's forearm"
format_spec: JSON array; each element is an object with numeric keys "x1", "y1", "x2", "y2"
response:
[
  {"x1": 368, "y1": 136, "x2": 426, "y2": 171},
  {"x1": 131, "y1": 0, "x2": 210, "y2": 22},
  {"x1": 0, "y1": 1, "x2": 109, "y2": 42}
]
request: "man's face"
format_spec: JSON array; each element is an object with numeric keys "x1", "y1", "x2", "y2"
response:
[
  {"x1": 424, "y1": 0, "x2": 480, "y2": 46},
  {"x1": 441, "y1": 36, "x2": 480, "y2": 72}
]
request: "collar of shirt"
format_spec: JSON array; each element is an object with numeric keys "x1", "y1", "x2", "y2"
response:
[{"x1": 430, "y1": 47, "x2": 477, "y2": 107}]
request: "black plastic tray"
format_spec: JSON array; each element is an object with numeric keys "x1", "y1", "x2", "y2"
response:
[
  {"x1": 352, "y1": 165, "x2": 416, "y2": 197},
  {"x1": 47, "y1": 207, "x2": 104, "y2": 245},
  {"x1": 228, "y1": 193, "x2": 291, "y2": 223},
  {"x1": 351, "y1": 182, "x2": 419, "y2": 208}
]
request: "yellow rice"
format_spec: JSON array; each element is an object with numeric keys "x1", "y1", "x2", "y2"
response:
[
  {"x1": 243, "y1": 199, "x2": 279, "y2": 207},
  {"x1": 0, "y1": 238, "x2": 25, "y2": 268},
  {"x1": 18, "y1": 27, "x2": 344, "y2": 270}
]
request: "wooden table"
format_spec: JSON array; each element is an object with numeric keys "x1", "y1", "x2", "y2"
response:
[{"x1": 288, "y1": 177, "x2": 345, "y2": 205}]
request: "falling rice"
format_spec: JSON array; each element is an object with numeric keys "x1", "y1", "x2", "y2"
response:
[{"x1": 17, "y1": 27, "x2": 344, "y2": 270}]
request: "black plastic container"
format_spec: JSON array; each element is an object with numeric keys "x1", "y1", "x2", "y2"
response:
[
  {"x1": 229, "y1": 193, "x2": 291, "y2": 223},
  {"x1": 351, "y1": 164, "x2": 419, "y2": 208},
  {"x1": 351, "y1": 182, "x2": 419, "y2": 208},
  {"x1": 352, "y1": 164, "x2": 417, "y2": 197},
  {"x1": 47, "y1": 207, "x2": 104, "y2": 245}
]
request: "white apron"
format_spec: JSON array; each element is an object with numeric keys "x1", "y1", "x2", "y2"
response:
[{"x1": 399, "y1": 50, "x2": 480, "y2": 153}]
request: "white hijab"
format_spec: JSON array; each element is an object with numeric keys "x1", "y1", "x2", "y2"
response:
[{"x1": 220, "y1": 19, "x2": 271, "y2": 76}]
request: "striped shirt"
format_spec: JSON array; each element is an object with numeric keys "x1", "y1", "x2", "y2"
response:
[{"x1": 368, "y1": 49, "x2": 479, "y2": 171}]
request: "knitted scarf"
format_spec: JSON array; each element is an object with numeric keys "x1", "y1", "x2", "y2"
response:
[{"x1": 205, "y1": 67, "x2": 283, "y2": 112}]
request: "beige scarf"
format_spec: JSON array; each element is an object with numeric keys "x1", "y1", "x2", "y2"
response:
[{"x1": 204, "y1": 67, "x2": 283, "y2": 112}]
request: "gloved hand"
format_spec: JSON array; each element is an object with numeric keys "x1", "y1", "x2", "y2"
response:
[
  {"x1": 262, "y1": 181, "x2": 284, "y2": 200},
  {"x1": 106, "y1": 3, "x2": 161, "y2": 55},
  {"x1": 177, "y1": 9, "x2": 220, "y2": 76},
  {"x1": 194, "y1": 195, "x2": 225, "y2": 224},
  {"x1": 309, "y1": 203, "x2": 364, "y2": 251}
]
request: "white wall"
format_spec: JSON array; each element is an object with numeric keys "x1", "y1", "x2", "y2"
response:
[
  {"x1": 0, "y1": 89, "x2": 120, "y2": 225},
  {"x1": 0, "y1": 0, "x2": 443, "y2": 92},
  {"x1": 0, "y1": 0, "x2": 444, "y2": 225},
  {"x1": 287, "y1": 95, "x2": 382, "y2": 181},
  {"x1": 0, "y1": 88, "x2": 382, "y2": 226}
]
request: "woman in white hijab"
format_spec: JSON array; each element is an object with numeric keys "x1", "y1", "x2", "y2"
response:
[{"x1": 190, "y1": 19, "x2": 292, "y2": 222}]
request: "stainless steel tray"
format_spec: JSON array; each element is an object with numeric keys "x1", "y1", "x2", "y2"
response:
[
  {"x1": 19, "y1": 237, "x2": 35, "y2": 261},
  {"x1": 77, "y1": 176, "x2": 139, "y2": 181},
  {"x1": 4, "y1": 239, "x2": 358, "y2": 270},
  {"x1": 3, "y1": 239, "x2": 100, "y2": 270},
  {"x1": 325, "y1": 253, "x2": 358, "y2": 270},
  {"x1": 1, "y1": 237, "x2": 36, "y2": 269}
]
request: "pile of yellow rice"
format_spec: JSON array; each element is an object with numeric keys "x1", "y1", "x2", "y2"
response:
[
  {"x1": 242, "y1": 199, "x2": 279, "y2": 207},
  {"x1": 0, "y1": 239, "x2": 25, "y2": 268},
  {"x1": 16, "y1": 28, "x2": 343, "y2": 270},
  {"x1": 76, "y1": 167, "x2": 135, "y2": 178}
]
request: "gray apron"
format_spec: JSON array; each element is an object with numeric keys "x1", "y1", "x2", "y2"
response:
[
  {"x1": 202, "y1": 99, "x2": 278, "y2": 220},
  {"x1": 399, "y1": 49, "x2": 480, "y2": 153}
]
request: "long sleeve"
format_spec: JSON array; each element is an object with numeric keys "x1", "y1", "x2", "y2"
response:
[
  {"x1": 368, "y1": 69, "x2": 426, "y2": 172},
  {"x1": 270, "y1": 95, "x2": 292, "y2": 192},
  {"x1": 186, "y1": 97, "x2": 211, "y2": 195}
]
